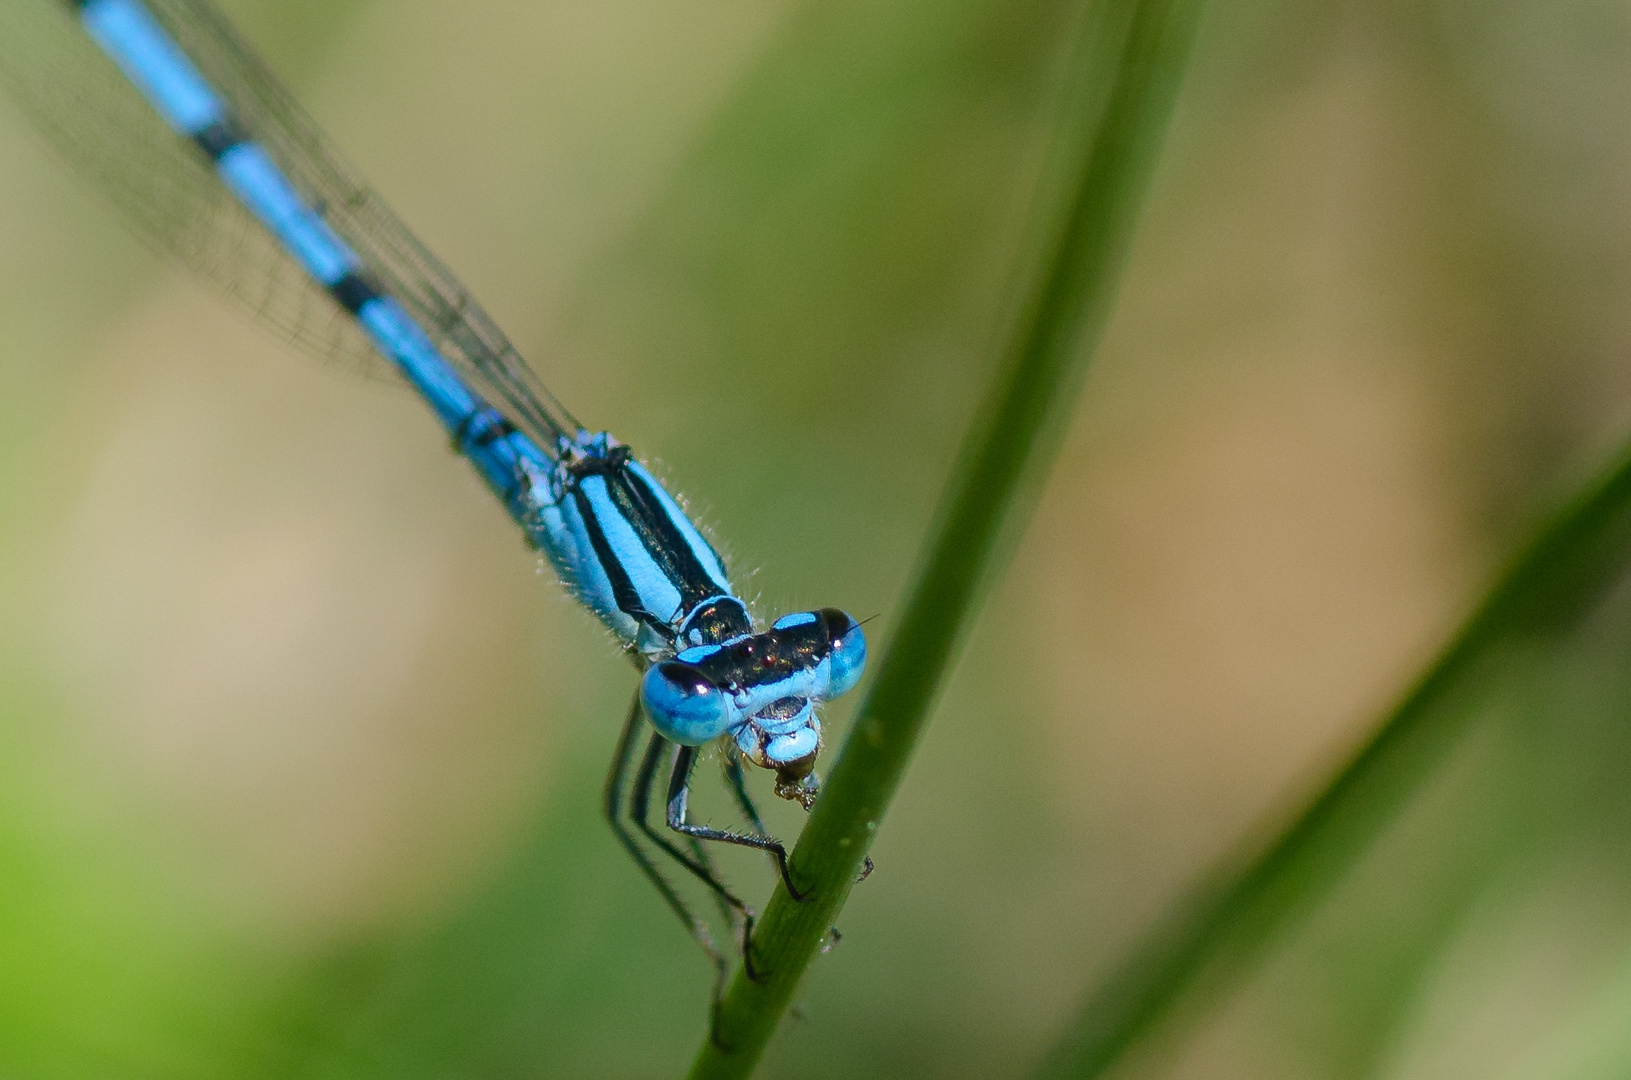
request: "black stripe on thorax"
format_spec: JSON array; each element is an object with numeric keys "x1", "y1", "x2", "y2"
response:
[
  {"x1": 567, "y1": 483, "x2": 666, "y2": 638},
  {"x1": 568, "y1": 448, "x2": 720, "y2": 614},
  {"x1": 604, "y1": 467, "x2": 721, "y2": 612}
]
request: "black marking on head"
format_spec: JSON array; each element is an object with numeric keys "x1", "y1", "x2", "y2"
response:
[
  {"x1": 680, "y1": 596, "x2": 752, "y2": 646},
  {"x1": 653, "y1": 660, "x2": 717, "y2": 697},
  {"x1": 681, "y1": 617, "x2": 835, "y2": 691}
]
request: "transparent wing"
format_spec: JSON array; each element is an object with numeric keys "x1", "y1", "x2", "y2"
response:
[{"x1": 0, "y1": 0, "x2": 578, "y2": 450}]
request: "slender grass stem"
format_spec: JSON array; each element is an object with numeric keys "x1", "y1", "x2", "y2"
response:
[
  {"x1": 1032, "y1": 437, "x2": 1631, "y2": 1080},
  {"x1": 685, "y1": 1, "x2": 1202, "y2": 1075}
]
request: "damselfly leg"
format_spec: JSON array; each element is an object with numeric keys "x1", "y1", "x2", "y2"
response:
[
  {"x1": 667, "y1": 744, "x2": 810, "y2": 903},
  {"x1": 723, "y1": 751, "x2": 769, "y2": 835},
  {"x1": 602, "y1": 692, "x2": 731, "y2": 993}
]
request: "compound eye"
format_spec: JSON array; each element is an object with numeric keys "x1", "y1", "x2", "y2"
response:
[
  {"x1": 817, "y1": 608, "x2": 867, "y2": 699},
  {"x1": 641, "y1": 661, "x2": 735, "y2": 745},
  {"x1": 816, "y1": 608, "x2": 858, "y2": 641},
  {"x1": 658, "y1": 660, "x2": 715, "y2": 695}
]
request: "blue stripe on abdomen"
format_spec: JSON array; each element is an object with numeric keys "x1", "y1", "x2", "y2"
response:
[
  {"x1": 81, "y1": 0, "x2": 224, "y2": 132},
  {"x1": 215, "y1": 144, "x2": 357, "y2": 284},
  {"x1": 355, "y1": 298, "x2": 479, "y2": 428},
  {"x1": 84, "y1": 0, "x2": 477, "y2": 430},
  {"x1": 80, "y1": 0, "x2": 560, "y2": 539}
]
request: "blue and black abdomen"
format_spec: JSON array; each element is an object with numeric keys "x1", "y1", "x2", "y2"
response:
[
  {"x1": 41, "y1": 0, "x2": 868, "y2": 792},
  {"x1": 74, "y1": 0, "x2": 557, "y2": 518},
  {"x1": 8, "y1": 0, "x2": 873, "y2": 992}
]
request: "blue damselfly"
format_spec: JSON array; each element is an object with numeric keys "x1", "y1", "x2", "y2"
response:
[{"x1": 0, "y1": 0, "x2": 869, "y2": 1001}]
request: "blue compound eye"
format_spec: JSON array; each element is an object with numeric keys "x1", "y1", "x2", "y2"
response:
[
  {"x1": 641, "y1": 661, "x2": 735, "y2": 745},
  {"x1": 817, "y1": 608, "x2": 866, "y2": 699},
  {"x1": 816, "y1": 608, "x2": 857, "y2": 639}
]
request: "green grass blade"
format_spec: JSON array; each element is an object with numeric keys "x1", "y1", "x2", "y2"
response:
[
  {"x1": 686, "y1": 0, "x2": 1204, "y2": 1075},
  {"x1": 1032, "y1": 437, "x2": 1631, "y2": 1080}
]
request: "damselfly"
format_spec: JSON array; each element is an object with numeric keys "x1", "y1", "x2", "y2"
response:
[{"x1": 0, "y1": 0, "x2": 867, "y2": 996}]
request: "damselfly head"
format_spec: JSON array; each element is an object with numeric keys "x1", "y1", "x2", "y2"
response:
[{"x1": 639, "y1": 606, "x2": 869, "y2": 799}]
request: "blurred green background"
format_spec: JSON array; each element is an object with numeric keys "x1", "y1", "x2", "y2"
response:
[{"x1": 2, "y1": 0, "x2": 1631, "y2": 1077}]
